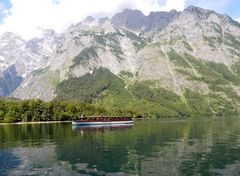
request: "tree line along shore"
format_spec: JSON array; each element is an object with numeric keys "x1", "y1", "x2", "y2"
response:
[{"x1": 0, "y1": 98, "x2": 141, "y2": 123}]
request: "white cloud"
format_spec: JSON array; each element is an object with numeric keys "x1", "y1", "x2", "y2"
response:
[
  {"x1": 0, "y1": 0, "x2": 185, "y2": 39},
  {"x1": 236, "y1": 17, "x2": 240, "y2": 23},
  {"x1": 160, "y1": 0, "x2": 185, "y2": 11}
]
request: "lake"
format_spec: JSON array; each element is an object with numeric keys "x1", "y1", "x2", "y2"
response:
[{"x1": 1, "y1": 118, "x2": 240, "y2": 176}]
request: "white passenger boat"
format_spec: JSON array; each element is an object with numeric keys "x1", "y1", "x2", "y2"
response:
[{"x1": 72, "y1": 116, "x2": 134, "y2": 126}]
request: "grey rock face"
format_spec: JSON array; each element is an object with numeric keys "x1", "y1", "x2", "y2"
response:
[
  {"x1": 111, "y1": 9, "x2": 146, "y2": 31},
  {"x1": 111, "y1": 9, "x2": 180, "y2": 32},
  {"x1": 145, "y1": 10, "x2": 180, "y2": 32},
  {"x1": 0, "y1": 30, "x2": 58, "y2": 96},
  {"x1": 0, "y1": 65, "x2": 23, "y2": 96}
]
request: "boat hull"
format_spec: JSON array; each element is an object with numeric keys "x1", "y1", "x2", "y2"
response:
[{"x1": 72, "y1": 120, "x2": 134, "y2": 126}]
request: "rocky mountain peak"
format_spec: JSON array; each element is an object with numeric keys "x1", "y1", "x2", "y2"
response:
[
  {"x1": 98, "y1": 17, "x2": 110, "y2": 24},
  {"x1": 0, "y1": 32, "x2": 23, "y2": 41},
  {"x1": 111, "y1": 8, "x2": 180, "y2": 32},
  {"x1": 145, "y1": 10, "x2": 180, "y2": 32},
  {"x1": 185, "y1": 5, "x2": 206, "y2": 12},
  {"x1": 111, "y1": 9, "x2": 146, "y2": 31},
  {"x1": 0, "y1": 32, "x2": 25, "y2": 48},
  {"x1": 183, "y1": 5, "x2": 215, "y2": 20},
  {"x1": 84, "y1": 16, "x2": 95, "y2": 22},
  {"x1": 42, "y1": 29, "x2": 57, "y2": 39}
]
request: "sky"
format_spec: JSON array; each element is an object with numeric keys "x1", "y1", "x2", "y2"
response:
[{"x1": 0, "y1": 0, "x2": 240, "y2": 39}]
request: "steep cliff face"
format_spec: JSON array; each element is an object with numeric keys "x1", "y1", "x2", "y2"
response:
[
  {"x1": 2, "y1": 6, "x2": 240, "y2": 116},
  {"x1": 0, "y1": 30, "x2": 58, "y2": 96},
  {"x1": 137, "y1": 6, "x2": 240, "y2": 94},
  {"x1": 0, "y1": 65, "x2": 23, "y2": 96}
]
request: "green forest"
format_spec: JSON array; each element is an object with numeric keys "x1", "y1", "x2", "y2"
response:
[
  {"x1": 0, "y1": 98, "x2": 134, "y2": 123},
  {"x1": 55, "y1": 68, "x2": 238, "y2": 119}
]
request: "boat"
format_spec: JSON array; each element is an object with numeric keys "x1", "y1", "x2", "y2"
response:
[
  {"x1": 72, "y1": 123, "x2": 133, "y2": 131},
  {"x1": 72, "y1": 116, "x2": 134, "y2": 126}
]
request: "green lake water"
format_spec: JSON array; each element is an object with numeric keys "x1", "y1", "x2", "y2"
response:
[{"x1": 1, "y1": 118, "x2": 240, "y2": 176}]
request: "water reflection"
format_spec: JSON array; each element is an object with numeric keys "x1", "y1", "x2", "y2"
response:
[
  {"x1": 72, "y1": 123, "x2": 133, "y2": 132},
  {"x1": 0, "y1": 150, "x2": 21, "y2": 176},
  {"x1": 1, "y1": 118, "x2": 240, "y2": 175}
]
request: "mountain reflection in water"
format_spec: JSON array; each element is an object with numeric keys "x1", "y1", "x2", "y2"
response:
[{"x1": 1, "y1": 118, "x2": 240, "y2": 175}]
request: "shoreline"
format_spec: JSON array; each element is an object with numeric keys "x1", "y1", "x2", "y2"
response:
[{"x1": 0, "y1": 121, "x2": 72, "y2": 125}]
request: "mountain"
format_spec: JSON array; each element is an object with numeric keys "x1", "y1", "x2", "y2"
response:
[
  {"x1": 0, "y1": 30, "x2": 58, "y2": 96},
  {"x1": 2, "y1": 6, "x2": 240, "y2": 117}
]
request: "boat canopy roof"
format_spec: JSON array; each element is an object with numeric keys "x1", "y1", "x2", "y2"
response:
[{"x1": 77, "y1": 116, "x2": 132, "y2": 120}]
